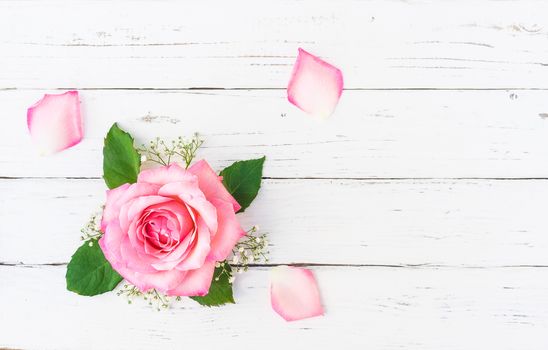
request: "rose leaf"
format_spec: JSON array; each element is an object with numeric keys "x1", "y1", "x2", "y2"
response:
[
  {"x1": 66, "y1": 240, "x2": 123, "y2": 296},
  {"x1": 219, "y1": 156, "x2": 265, "y2": 213},
  {"x1": 103, "y1": 123, "x2": 141, "y2": 189}
]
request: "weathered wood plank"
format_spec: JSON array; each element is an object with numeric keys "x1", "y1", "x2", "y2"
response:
[
  {"x1": 1, "y1": 265, "x2": 547, "y2": 350},
  {"x1": 2, "y1": 178, "x2": 548, "y2": 266},
  {"x1": 1, "y1": 0, "x2": 548, "y2": 89},
  {"x1": 2, "y1": 89, "x2": 548, "y2": 179}
]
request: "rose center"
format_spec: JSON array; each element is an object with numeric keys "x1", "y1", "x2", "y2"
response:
[
  {"x1": 144, "y1": 215, "x2": 178, "y2": 250},
  {"x1": 136, "y1": 201, "x2": 196, "y2": 258}
]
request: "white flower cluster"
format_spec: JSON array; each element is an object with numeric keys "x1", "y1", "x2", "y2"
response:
[
  {"x1": 229, "y1": 225, "x2": 269, "y2": 277},
  {"x1": 137, "y1": 133, "x2": 203, "y2": 167},
  {"x1": 116, "y1": 284, "x2": 175, "y2": 311},
  {"x1": 80, "y1": 209, "x2": 104, "y2": 242},
  {"x1": 214, "y1": 260, "x2": 234, "y2": 283}
]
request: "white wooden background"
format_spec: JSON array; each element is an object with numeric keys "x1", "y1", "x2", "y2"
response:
[{"x1": 1, "y1": 1, "x2": 548, "y2": 349}]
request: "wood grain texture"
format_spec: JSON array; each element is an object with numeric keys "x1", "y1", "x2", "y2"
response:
[
  {"x1": 2, "y1": 89, "x2": 548, "y2": 179},
  {"x1": 2, "y1": 178, "x2": 548, "y2": 266},
  {"x1": 0, "y1": 0, "x2": 548, "y2": 89},
  {"x1": 2, "y1": 265, "x2": 548, "y2": 350}
]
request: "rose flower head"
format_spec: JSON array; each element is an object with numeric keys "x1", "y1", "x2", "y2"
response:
[{"x1": 99, "y1": 160, "x2": 244, "y2": 296}]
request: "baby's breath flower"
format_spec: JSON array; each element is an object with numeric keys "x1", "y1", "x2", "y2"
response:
[
  {"x1": 80, "y1": 209, "x2": 104, "y2": 242},
  {"x1": 227, "y1": 225, "x2": 270, "y2": 275},
  {"x1": 137, "y1": 133, "x2": 204, "y2": 168},
  {"x1": 117, "y1": 284, "x2": 174, "y2": 311},
  {"x1": 209, "y1": 259, "x2": 234, "y2": 286}
]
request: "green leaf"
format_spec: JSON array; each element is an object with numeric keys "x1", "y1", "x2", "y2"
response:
[
  {"x1": 191, "y1": 264, "x2": 235, "y2": 306},
  {"x1": 103, "y1": 123, "x2": 141, "y2": 189},
  {"x1": 66, "y1": 240, "x2": 123, "y2": 296},
  {"x1": 220, "y1": 156, "x2": 265, "y2": 213}
]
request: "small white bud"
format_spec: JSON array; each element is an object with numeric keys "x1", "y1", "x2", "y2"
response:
[
  {"x1": 215, "y1": 262, "x2": 220, "y2": 268},
  {"x1": 238, "y1": 247, "x2": 244, "y2": 253},
  {"x1": 140, "y1": 154, "x2": 147, "y2": 162},
  {"x1": 229, "y1": 276, "x2": 236, "y2": 283},
  {"x1": 253, "y1": 225, "x2": 260, "y2": 231},
  {"x1": 88, "y1": 241, "x2": 93, "y2": 247}
]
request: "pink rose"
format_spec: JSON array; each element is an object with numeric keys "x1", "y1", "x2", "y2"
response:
[{"x1": 99, "y1": 160, "x2": 244, "y2": 296}]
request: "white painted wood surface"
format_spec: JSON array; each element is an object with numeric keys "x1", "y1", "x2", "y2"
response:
[
  {"x1": 1, "y1": 0, "x2": 548, "y2": 89},
  {"x1": 3, "y1": 178, "x2": 548, "y2": 267},
  {"x1": 2, "y1": 265, "x2": 548, "y2": 350},
  {"x1": 3, "y1": 89, "x2": 548, "y2": 179},
  {"x1": 1, "y1": 1, "x2": 548, "y2": 349}
]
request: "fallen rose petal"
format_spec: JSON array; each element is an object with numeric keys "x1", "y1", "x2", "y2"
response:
[
  {"x1": 27, "y1": 91, "x2": 83, "y2": 155},
  {"x1": 287, "y1": 48, "x2": 343, "y2": 118},
  {"x1": 270, "y1": 265, "x2": 324, "y2": 322}
]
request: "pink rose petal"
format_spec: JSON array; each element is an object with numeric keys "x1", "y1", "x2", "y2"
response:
[
  {"x1": 166, "y1": 260, "x2": 216, "y2": 297},
  {"x1": 207, "y1": 198, "x2": 246, "y2": 261},
  {"x1": 101, "y1": 183, "x2": 160, "y2": 232},
  {"x1": 287, "y1": 48, "x2": 343, "y2": 118},
  {"x1": 170, "y1": 216, "x2": 211, "y2": 271},
  {"x1": 137, "y1": 163, "x2": 195, "y2": 186},
  {"x1": 27, "y1": 91, "x2": 83, "y2": 155},
  {"x1": 158, "y1": 181, "x2": 218, "y2": 234},
  {"x1": 270, "y1": 265, "x2": 324, "y2": 322},
  {"x1": 188, "y1": 160, "x2": 241, "y2": 212}
]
